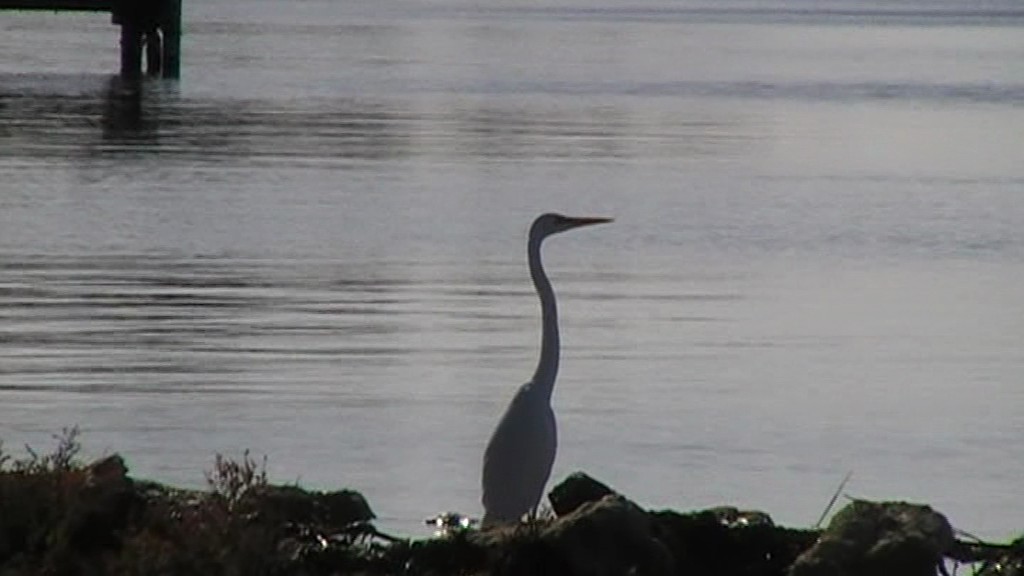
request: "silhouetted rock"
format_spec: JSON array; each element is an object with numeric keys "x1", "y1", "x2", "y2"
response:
[
  {"x1": 85, "y1": 454, "x2": 129, "y2": 488},
  {"x1": 973, "y1": 537, "x2": 1024, "y2": 576},
  {"x1": 790, "y1": 500, "x2": 954, "y2": 576},
  {"x1": 243, "y1": 484, "x2": 375, "y2": 528},
  {"x1": 405, "y1": 530, "x2": 490, "y2": 575},
  {"x1": 548, "y1": 471, "x2": 617, "y2": 517},
  {"x1": 470, "y1": 493, "x2": 670, "y2": 576},
  {"x1": 652, "y1": 506, "x2": 815, "y2": 576},
  {"x1": 2, "y1": 444, "x2": 1018, "y2": 576},
  {"x1": 476, "y1": 487, "x2": 817, "y2": 576},
  {"x1": 66, "y1": 454, "x2": 137, "y2": 551},
  {"x1": 542, "y1": 494, "x2": 674, "y2": 576}
]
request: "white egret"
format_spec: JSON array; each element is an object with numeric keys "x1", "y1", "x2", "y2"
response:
[{"x1": 481, "y1": 212, "x2": 612, "y2": 526}]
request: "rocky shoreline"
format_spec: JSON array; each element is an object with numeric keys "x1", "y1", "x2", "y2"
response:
[{"x1": 0, "y1": 434, "x2": 1019, "y2": 575}]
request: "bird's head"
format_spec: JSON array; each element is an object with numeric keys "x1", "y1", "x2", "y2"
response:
[{"x1": 530, "y1": 213, "x2": 613, "y2": 242}]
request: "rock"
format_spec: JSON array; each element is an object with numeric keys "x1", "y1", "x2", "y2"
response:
[
  {"x1": 652, "y1": 507, "x2": 812, "y2": 576},
  {"x1": 243, "y1": 484, "x2": 375, "y2": 529},
  {"x1": 537, "y1": 494, "x2": 673, "y2": 576},
  {"x1": 85, "y1": 454, "x2": 128, "y2": 490},
  {"x1": 319, "y1": 488, "x2": 376, "y2": 527},
  {"x1": 547, "y1": 471, "x2": 617, "y2": 517},
  {"x1": 470, "y1": 493, "x2": 672, "y2": 576},
  {"x1": 52, "y1": 454, "x2": 138, "y2": 559},
  {"x1": 973, "y1": 537, "x2": 1024, "y2": 576},
  {"x1": 407, "y1": 530, "x2": 490, "y2": 575},
  {"x1": 8, "y1": 451, "x2": 1005, "y2": 576},
  {"x1": 495, "y1": 473, "x2": 814, "y2": 576},
  {"x1": 789, "y1": 500, "x2": 954, "y2": 576}
]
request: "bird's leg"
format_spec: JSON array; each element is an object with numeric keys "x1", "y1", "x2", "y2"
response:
[{"x1": 523, "y1": 507, "x2": 543, "y2": 537}]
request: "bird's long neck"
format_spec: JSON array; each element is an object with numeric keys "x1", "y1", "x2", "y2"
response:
[{"x1": 528, "y1": 236, "x2": 559, "y2": 401}]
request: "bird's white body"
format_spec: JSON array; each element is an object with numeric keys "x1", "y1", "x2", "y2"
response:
[
  {"x1": 481, "y1": 382, "x2": 557, "y2": 524},
  {"x1": 481, "y1": 213, "x2": 611, "y2": 527}
]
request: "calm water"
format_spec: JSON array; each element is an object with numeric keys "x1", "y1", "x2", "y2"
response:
[{"x1": 2, "y1": 0, "x2": 1023, "y2": 538}]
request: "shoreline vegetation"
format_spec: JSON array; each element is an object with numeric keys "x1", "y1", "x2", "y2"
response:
[{"x1": 1, "y1": 429, "x2": 1019, "y2": 575}]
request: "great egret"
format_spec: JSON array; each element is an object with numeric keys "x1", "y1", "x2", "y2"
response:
[{"x1": 481, "y1": 212, "x2": 612, "y2": 526}]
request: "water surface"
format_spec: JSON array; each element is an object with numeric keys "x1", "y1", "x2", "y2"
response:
[{"x1": 1, "y1": 0, "x2": 1023, "y2": 537}]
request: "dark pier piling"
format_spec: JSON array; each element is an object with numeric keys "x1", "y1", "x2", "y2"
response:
[{"x1": 0, "y1": 0, "x2": 182, "y2": 79}]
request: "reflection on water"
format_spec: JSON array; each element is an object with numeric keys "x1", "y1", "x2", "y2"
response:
[
  {"x1": 4, "y1": 74, "x2": 1022, "y2": 167},
  {"x1": 1, "y1": 77, "x2": 752, "y2": 166},
  {"x1": 1, "y1": 1, "x2": 1024, "y2": 538},
  {"x1": 0, "y1": 254, "x2": 465, "y2": 389}
]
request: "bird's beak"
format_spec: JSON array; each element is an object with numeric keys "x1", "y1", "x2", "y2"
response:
[{"x1": 566, "y1": 216, "x2": 613, "y2": 228}]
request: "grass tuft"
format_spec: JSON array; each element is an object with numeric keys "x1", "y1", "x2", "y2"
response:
[{"x1": 205, "y1": 449, "x2": 268, "y2": 508}]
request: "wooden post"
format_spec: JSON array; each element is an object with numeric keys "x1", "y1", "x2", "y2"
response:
[
  {"x1": 145, "y1": 28, "x2": 162, "y2": 77},
  {"x1": 161, "y1": 0, "x2": 181, "y2": 79},
  {"x1": 1, "y1": 0, "x2": 181, "y2": 80},
  {"x1": 119, "y1": 18, "x2": 141, "y2": 80}
]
